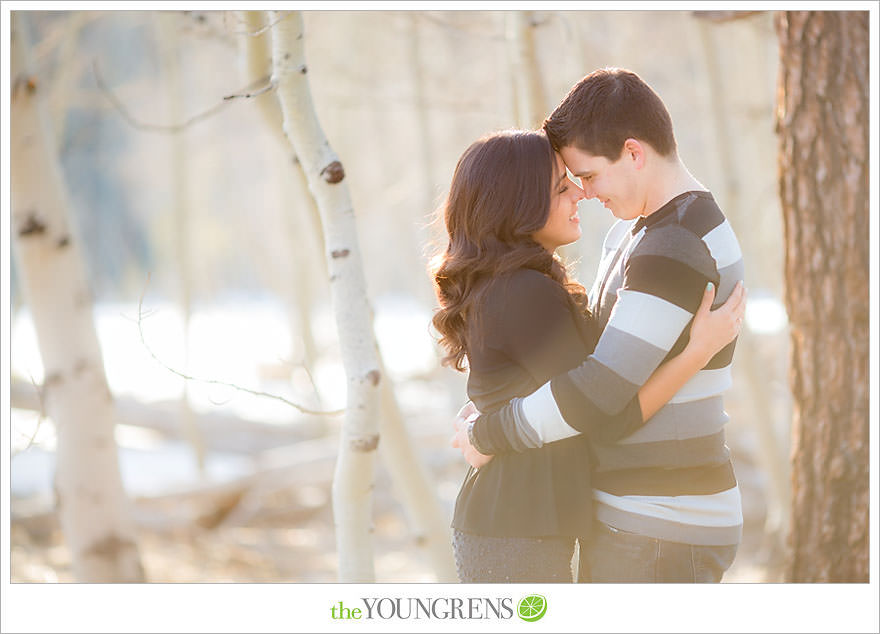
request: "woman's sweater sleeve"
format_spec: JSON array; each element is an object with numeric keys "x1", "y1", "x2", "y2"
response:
[{"x1": 468, "y1": 270, "x2": 646, "y2": 455}]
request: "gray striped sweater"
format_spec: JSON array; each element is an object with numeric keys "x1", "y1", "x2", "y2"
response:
[{"x1": 470, "y1": 190, "x2": 744, "y2": 546}]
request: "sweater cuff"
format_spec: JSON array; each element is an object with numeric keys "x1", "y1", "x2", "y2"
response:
[{"x1": 468, "y1": 416, "x2": 492, "y2": 455}]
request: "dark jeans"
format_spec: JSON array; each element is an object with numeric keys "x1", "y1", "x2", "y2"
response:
[{"x1": 585, "y1": 520, "x2": 738, "y2": 583}]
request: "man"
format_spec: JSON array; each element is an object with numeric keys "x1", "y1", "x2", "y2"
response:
[{"x1": 456, "y1": 68, "x2": 745, "y2": 582}]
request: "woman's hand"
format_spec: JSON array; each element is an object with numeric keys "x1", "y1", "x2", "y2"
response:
[
  {"x1": 450, "y1": 401, "x2": 493, "y2": 469},
  {"x1": 687, "y1": 281, "x2": 747, "y2": 366}
]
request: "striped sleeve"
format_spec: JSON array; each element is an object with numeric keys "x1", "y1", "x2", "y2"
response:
[
  {"x1": 471, "y1": 224, "x2": 722, "y2": 453},
  {"x1": 470, "y1": 385, "x2": 645, "y2": 454},
  {"x1": 541, "y1": 226, "x2": 719, "y2": 439}
]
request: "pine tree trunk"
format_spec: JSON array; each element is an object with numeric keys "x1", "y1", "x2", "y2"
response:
[
  {"x1": 268, "y1": 10, "x2": 383, "y2": 582},
  {"x1": 775, "y1": 10, "x2": 869, "y2": 582},
  {"x1": 10, "y1": 13, "x2": 144, "y2": 582}
]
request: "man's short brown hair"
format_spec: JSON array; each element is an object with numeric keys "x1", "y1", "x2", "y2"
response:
[{"x1": 543, "y1": 68, "x2": 677, "y2": 160}]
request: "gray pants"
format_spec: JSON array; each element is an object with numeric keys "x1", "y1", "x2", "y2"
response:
[{"x1": 452, "y1": 529, "x2": 577, "y2": 583}]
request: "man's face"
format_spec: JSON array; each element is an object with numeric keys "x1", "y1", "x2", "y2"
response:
[{"x1": 559, "y1": 145, "x2": 643, "y2": 221}]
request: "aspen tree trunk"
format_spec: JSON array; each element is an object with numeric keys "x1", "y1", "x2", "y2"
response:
[
  {"x1": 267, "y1": 10, "x2": 457, "y2": 582},
  {"x1": 376, "y1": 357, "x2": 457, "y2": 581},
  {"x1": 157, "y1": 11, "x2": 206, "y2": 475},
  {"x1": 697, "y1": 19, "x2": 790, "y2": 555},
  {"x1": 10, "y1": 13, "x2": 144, "y2": 582},
  {"x1": 269, "y1": 10, "x2": 383, "y2": 582},
  {"x1": 507, "y1": 11, "x2": 546, "y2": 130},
  {"x1": 776, "y1": 11, "x2": 869, "y2": 582},
  {"x1": 238, "y1": 10, "x2": 324, "y2": 377}
]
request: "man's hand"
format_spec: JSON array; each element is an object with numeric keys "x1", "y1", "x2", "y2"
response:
[
  {"x1": 450, "y1": 401, "x2": 494, "y2": 469},
  {"x1": 452, "y1": 400, "x2": 478, "y2": 430}
]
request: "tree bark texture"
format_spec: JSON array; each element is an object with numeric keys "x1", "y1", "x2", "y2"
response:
[
  {"x1": 775, "y1": 10, "x2": 869, "y2": 582},
  {"x1": 269, "y1": 10, "x2": 383, "y2": 582},
  {"x1": 249, "y1": 11, "x2": 457, "y2": 581},
  {"x1": 10, "y1": 13, "x2": 144, "y2": 582}
]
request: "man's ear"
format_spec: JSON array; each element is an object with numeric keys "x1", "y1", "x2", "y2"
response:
[{"x1": 623, "y1": 138, "x2": 646, "y2": 169}]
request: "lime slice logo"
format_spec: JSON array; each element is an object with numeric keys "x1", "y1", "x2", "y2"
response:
[{"x1": 517, "y1": 594, "x2": 547, "y2": 622}]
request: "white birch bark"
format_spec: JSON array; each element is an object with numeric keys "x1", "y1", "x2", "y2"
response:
[
  {"x1": 261, "y1": 12, "x2": 457, "y2": 581},
  {"x1": 10, "y1": 14, "x2": 144, "y2": 582},
  {"x1": 269, "y1": 10, "x2": 382, "y2": 582}
]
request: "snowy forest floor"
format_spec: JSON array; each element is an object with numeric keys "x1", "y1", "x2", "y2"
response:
[{"x1": 11, "y1": 422, "x2": 785, "y2": 584}]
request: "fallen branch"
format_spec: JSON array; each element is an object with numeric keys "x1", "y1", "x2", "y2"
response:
[
  {"x1": 12, "y1": 434, "x2": 341, "y2": 533},
  {"x1": 11, "y1": 378, "x2": 323, "y2": 454}
]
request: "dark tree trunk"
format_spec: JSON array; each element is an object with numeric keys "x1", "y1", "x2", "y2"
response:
[{"x1": 775, "y1": 10, "x2": 869, "y2": 582}]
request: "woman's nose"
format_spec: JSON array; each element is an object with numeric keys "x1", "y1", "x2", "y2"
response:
[{"x1": 572, "y1": 182, "x2": 586, "y2": 201}]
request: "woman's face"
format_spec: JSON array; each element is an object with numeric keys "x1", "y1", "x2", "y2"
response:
[{"x1": 532, "y1": 153, "x2": 586, "y2": 252}]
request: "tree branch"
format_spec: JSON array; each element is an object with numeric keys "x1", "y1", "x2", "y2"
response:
[
  {"x1": 136, "y1": 274, "x2": 343, "y2": 417},
  {"x1": 93, "y1": 61, "x2": 275, "y2": 133},
  {"x1": 227, "y1": 10, "x2": 294, "y2": 37},
  {"x1": 222, "y1": 75, "x2": 276, "y2": 101},
  {"x1": 11, "y1": 373, "x2": 48, "y2": 457}
]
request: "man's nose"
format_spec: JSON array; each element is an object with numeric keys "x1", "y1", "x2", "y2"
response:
[{"x1": 579, "y1": 180, "x2": 595, "y2": 199}]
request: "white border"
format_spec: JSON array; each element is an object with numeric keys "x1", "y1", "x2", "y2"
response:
[{"x1": 2, "y1": 2, "x2": 878, "y2": 633}]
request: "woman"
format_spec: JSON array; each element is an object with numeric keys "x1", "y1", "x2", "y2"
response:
[{"x1": 430, "y1": 129, "x2": 744, "y2": 583}]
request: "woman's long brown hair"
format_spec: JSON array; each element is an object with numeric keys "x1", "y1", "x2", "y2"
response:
[{"x1": 430, "y1": 129, "x2": 589, "y2": 372}]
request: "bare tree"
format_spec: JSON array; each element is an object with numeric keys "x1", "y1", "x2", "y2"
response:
[
  {"x1": 265, "y1": 10, "x2": 457, "y2": 582},
  {"x1": 775, "y1": 10, "x2": 869, "y2": 582},
  {"x1": 268, "y1": 10, "x2": 385, "y2": 582},
  {"x1": 10, "y1": 13, "x2": 144, "y2": 582}
]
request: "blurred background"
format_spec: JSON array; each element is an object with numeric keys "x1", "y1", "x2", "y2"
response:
[{"x1": 9, "y1": 9, "x2": 794, "y2": 582}]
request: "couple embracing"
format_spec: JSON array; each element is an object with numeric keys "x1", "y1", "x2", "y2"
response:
[{"x1": 431, "y1": 68, "x2": 746, "y2": 583}]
